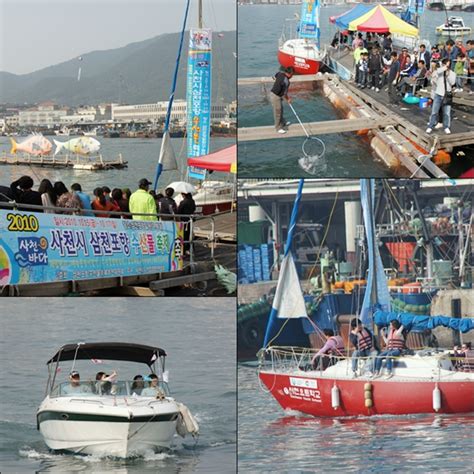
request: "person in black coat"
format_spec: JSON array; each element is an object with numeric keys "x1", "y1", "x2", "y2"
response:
[
  {"x1": 177, "y1": 193, "x2": 196, "y2": 253},
  {"x1": 10, "y1": 176, "x2": 43, "y2": 211}
]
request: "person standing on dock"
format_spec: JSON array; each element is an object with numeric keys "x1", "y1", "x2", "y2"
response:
[
  {"x1": 270, "y1": 66, "x2": 294, "y2": 134},
  {"x1": 368, "y1": 48, "x2": 383, "y2": 92},
  {"x1": 129, "y1": 178, "x2": 157, "y2": 221},
  {"x1": 426, "y1": 58, "x2": 456, "y2": 135},
  {"x1": 418, "y1": 44, "x2": 431, "y2": 70},
  {"x1": 387, "y1": 51, "x2": 400, "y2": 104}
]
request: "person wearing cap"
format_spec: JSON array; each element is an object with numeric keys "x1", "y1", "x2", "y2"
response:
[
  {"x1": 141, "y1": 373, "x2": 161, "y2": 397},
  {"x1": 62, "y1": 371, "x2": 92, "y2": 395},
  {"x1": 129, "y1": 178, "x2": 158, "y2": 221},
  {"x1": 270, "y1": 66, "x2": 294, "y2": 134}
]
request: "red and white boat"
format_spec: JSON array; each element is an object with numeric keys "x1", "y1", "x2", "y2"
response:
[
  {"x1": 278, "y1": 39, "x2": 324, "y2": 75},
  {"x1": 259, "y1": 347, "x2": 474, "y2": 417},
  {"x1": 278, "y1": 1, "x2": 325, "y2": 75},
  {"x1": 258, "y1": 178, "x2": 474, "y2": 418}
]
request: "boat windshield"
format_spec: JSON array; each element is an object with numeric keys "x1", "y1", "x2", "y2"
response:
[{"x1": 50, "y1": 380, "x2": 171, "y2": 398}]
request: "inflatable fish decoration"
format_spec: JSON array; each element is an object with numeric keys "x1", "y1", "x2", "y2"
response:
[
  {"x1": 10, "y1": 134, "x2": 52, "y2": 156},
  {"x1": 54, "y1": 137, "x2": 101, "y2": 156}
]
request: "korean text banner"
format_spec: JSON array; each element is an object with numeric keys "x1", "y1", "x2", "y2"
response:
[
  {"x1": 298, "y1": 0, "x2": 320, "y2": 42},
  {"x1": 0, "y1": 211, "x2": 184, "y2": 285},
  {"x1": 187, "y1": 28, "x2": 212, "y2": 180}
]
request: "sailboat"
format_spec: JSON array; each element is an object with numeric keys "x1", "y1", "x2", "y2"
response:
[
  {"x1": 278, "y1": 0, "x2": 325, "y2": 75},
  {"x1": 258, "y1": 179, "x2": 474, "y2": 417}
]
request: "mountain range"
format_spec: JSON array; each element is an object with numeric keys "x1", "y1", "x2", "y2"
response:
[{"x1": 0, "y1": 31, "x2": 236, "y2": 106}]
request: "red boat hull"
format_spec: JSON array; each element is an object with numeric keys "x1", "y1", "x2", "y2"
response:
[
  {"x1": 260, "y1": 372, "x2": 474, "y2": 416},
  {"x1": 278, "y1": 50, "x2": 321, "y2": 75},
  {"x1": 197, "y1": 200, "x2": 233, "y2": 215}
]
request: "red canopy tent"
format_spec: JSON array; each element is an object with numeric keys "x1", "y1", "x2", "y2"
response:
[{"x1": 187, "y1": 144, "x2": 236, "y2": 173}]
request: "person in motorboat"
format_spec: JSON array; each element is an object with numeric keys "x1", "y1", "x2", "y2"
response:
[
  {"x1": 62, "y1": 371, "x2": 92, "y2": 395},
  {"x1": 373, "y1": 320, "x2": 405, "y2": 379},
  {"x1": 95, "y1": 371, "x2": 117, "y2": 395},
  {"x1": 350, "y1": 319, "x2": 379, "y2": 378},
  {"x1": 311, "y1": 329, "x2": 346, "y2": 371},
  {"x1": 141, "y1": 373, "x2": 162, "y2": 397},
  {"x1": 131, "y1": 374, "x2": 145, "y2": 395},
  {"x1": 270, "y1": 66, "x2": 294, "y2": 135}
]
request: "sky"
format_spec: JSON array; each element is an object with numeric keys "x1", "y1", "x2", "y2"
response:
[{"x1": 0, "y1": 0, "x2": 236, "y2": 74}]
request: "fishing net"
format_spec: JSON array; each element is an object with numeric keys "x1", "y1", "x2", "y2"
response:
[{"x1": 298, "y1": 136, "x2": 326, "y2": 175}]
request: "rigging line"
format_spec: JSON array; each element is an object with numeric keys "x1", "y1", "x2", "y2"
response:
[{"x1": 304, "y1": 190, "x2": 339, "y2": 292}]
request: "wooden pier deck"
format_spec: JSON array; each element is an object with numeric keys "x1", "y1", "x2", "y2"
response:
[
  {"x1": 0, "y1": 153, "x2": 128, "y2": 170},
  {"x1": 194, "y1": 211, "x2": 236, "y2": 242},
  {"x1": 239, "y1": 117, "x2": 396, "y2": 141},
  {"x1": 239, "y1": 67, "x2": 474, "y2": 177}
]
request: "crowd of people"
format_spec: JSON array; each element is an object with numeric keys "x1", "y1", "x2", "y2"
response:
[
  {"x1": 342, "y1": 31, "x2": 474, "y2": 134},
  {"x1": 62, "y1": 370, "x2": 165, "y2": 397},
  {"x1": 308, "y1": 318, "x2": 473, "y2": 378},
  {"x1": 0, "y1": 175, "x2": 196, "y2": 222}
]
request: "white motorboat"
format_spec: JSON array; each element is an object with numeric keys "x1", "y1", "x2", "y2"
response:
[
  {"x1": 37, "y1": 342, "x2": 199, "y2": 458},
  {"x1": 436, "y1": 16, "x2": 472, "y2": 35},
  {"x1": 193, "y1": 180, "x2": 235, "y2": 215}
]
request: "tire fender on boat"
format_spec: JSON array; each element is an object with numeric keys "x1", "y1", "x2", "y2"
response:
[
  {"x1": 433, "y1": 385, "x2": 441, "y2": 412},
  {"x1": 364, "y1": 382, "x2": 373, "y2": 409},
  {"x1": 331, "y1": 385, "x2": 340, "y2": 409},
  {"x1": 176, "y1": 402, "x2": 200, "y2": 438}
]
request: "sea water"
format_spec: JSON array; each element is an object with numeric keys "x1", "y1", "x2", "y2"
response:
[
  {"x1": 238, "y1": 363, "x2": 474, "y2": 473},
  {"x1": 0, "y1": 136, "x2": 234, "y2": 195},
  {"x1": 0, "y1": 298, "x2": 236, "y2": 473},
  {"x1": 238, "y1": 4, "x2": 473, "y2": 178}
]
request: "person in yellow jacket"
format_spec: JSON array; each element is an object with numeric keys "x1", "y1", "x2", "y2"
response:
[{"x1": 129, "y1": 178, "x2": 157, "y2": 221}]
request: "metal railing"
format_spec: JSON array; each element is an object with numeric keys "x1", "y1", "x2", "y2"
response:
[{"x1": 0, "y1": 200, "x2": 226, "y2": 267}]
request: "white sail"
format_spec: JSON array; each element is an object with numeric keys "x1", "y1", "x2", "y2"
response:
[
  {"x1": 273, "y1": 251, "x2": 307, "y2": 319},
  {"x1": 159, "y1": 131, "x2": 178, "y2": 171}
]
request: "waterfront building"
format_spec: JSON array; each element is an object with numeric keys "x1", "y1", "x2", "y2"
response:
[
  {"x1": 111, "y1": 100, "x2": 230, "y2": 125},
  {"x1": 19, "y1": 102, "x2": 69, "y2": 127}
]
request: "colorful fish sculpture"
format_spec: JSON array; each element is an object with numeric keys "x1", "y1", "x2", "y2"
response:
[
  {"x1": 53, "y1": 137, "x2": 101, "y2": 156},
  {"x1": 10, "y1": 134, "x2": 52, "y2": 156}
]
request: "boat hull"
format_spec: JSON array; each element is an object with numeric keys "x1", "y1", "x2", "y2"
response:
[
  {"x1": 198, "y1": 200, "x2": 233, "y2": 215},
  {"x1": 278, "y1": 50, "x2": 321, "y2": 75},
  {"x1": 38, "y1": 411, "x2": 178, "y2": 457},
  {"x1": 259, "y1": 371, "x2": 474, "y2": 417}
]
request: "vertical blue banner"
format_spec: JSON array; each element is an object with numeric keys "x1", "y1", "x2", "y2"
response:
[
  {"x1": 409, "y1": 0, "x2": 424, "y2": 14},
  {"x1": 298, "y1": 0, "x2": 320, "y2": 43},
  {"x1": 187, "y1": 28, "x2": 212, "y2": 181}
]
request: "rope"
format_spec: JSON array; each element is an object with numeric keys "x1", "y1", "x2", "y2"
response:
[
  {"x1": 287, "y1": 102, "x2": 326, "y2": 173},
  {"x1": 304, "y1": 190, "x2": 339, "y2": 290}
]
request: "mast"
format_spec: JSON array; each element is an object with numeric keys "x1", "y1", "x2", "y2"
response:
[
  {"x1": 152, "y1": 0, "x2": 191, "y2": 190},
  {"x1": 262, "y1": 179, "x2": 305, "y2": 348},
  {"x1": 199, "y1": 0, "x2": 203, "y2": 28}
]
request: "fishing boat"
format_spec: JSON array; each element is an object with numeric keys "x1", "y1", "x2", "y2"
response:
[
  {"x1": 257, "y1": 179, "x2": 474, "y2": 417},
  {"x1": 37, "y1": 342, "x2": 199, "y2": 457},
  {"x1": 54, "y1": 126, "x2": 70, "y2": 136},
  {"x1": 278, "y1": 1, "x2": 325, "y2": 75},
  {"x1": 436, "y1": 16, "x2": 472, "y2": 35}
]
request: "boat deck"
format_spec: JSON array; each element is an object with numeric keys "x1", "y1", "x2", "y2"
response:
[{"x1": 194, "y1": 211, "x2": 236, "y2": 242}]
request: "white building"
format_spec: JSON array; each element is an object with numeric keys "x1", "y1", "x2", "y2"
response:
[
  {"x1": 60, "y1": 113, "x2": 96, "y2": 124},
  {"x1": 111, "y1": 100, "x2": 229, "y2": 125},
  {"x1": 5, "y1": 115, "x2": 20, "y2": 128},
  {"x1": 19, "y1": 102, "x2": 69, "y2": 127}
]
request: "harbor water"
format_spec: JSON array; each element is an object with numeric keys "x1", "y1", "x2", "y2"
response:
[
  {"x1": 0, "y1": 298, "x2": 236, "y2": 473},
  {"x1": 238, "y1": 4, "x2": 473, "y2": 178},
  {"x1": 238, "y1": 363, "x2": 474, "y2": 473},
  {"x1": 0, "y1": 136, "x2": 234, "y2": 194}
]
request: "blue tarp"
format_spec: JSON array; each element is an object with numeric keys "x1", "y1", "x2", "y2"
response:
[
  {"x1": 374, "y1": 310, "x2": 474, "y2": 333},
  {"x1": 333, "y1": 4, "x2": 372, "y2": 30}
]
